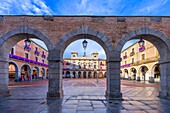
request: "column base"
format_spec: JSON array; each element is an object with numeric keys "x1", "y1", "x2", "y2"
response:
[
  {"x1": 158, "y1": 91, "x2": 170, "y2": 99},
  {"x1": 47, "y1": 91, "x2": 64, "y2": 99},
  {"x1": 105, "y1": 91, "x2": 122, "y2": 100},
  {"x1": 0, "y1": 90, "x2": 11, "y2": 98},
  {"x1": 149, "y1": 77, "x2": 155, "y2": 83},
  {"x1": 137, "y1": 77, "x2": 140, "y2": 81}
]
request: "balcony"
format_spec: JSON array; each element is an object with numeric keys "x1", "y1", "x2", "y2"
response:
[
  {"x1": 139, "y1": 46, "x2": 145, "y2": 52},
  {"x1": 9, "y1": 54, "x2": 48, "y2": 67},
  {"x1": 133, "y1": 56, "x2": 160, "y2": 66},
  {"x1": 121, "y1": 55, "x2": 160, "y2": 68},
  {"x1": 24, "y1": 46, "x2": 31, "y2": 51},
  {"x1": 34, "y1": 51, "x2": 40, "y2": 55},
  {"x1": 120, "y1": 63, "x2": 131, "y2": 68},
  {"x1": 130, "y1": 52, "x2": 135, "y2": 56},
  {"x1": 42, "y1": 54, "x2": 46, "y2": 59},
  {"x1": 123, "y1": 55, "x2": 127, "y2": 59}
]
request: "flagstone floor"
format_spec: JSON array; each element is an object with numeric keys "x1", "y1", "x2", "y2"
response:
[{"x1": 0, "y1": 79, "x2": 169, "y2": 113}]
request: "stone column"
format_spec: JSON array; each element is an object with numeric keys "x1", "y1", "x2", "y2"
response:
[
  {"x1": 86, "y1": 71, "x2": 88, "y2": 78},
  {"x1": 0, "y1": 61, "x2": 11, "y2": 97},
  {"x1": 105, "y1": 61, "x2": 122, "y2": 99},
  {"x1": 136, "y1": 72, "x2": 141, "y2": 81},
  {"x1": 15, "y1": 70, "x2": 21, "y2": 81},
  {"x1": 47, "y1": 60, "x2": 63, "y2": 99},
  {"x1": 159, "y1": 62, "x2": 170, "y2": 99},
  {"x1": 148, "y1": 70, "x2": 154, "y2": 83}
]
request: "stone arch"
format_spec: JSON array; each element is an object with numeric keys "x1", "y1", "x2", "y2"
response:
[
  {"x1": 0, "y1": 26, "x2": 52, "y2": 97},
  {"x1": 47, "y1": 26, "x2": 122, "y2": 99},
  {"x1": 115, "y1": 27, "x2": 170, "y2": 61},
  {"x1": 138, "y1": 65, "x2": 149, "y2": 81},
  {"x1": 54, "y1": 26, "x2": 116, "y2": 61},
  {"x1": 32, "y1": 66, "x2": 40, "y2": 79},
  {"x1": 9, "y1": 60, "x2": 20, "y2": 81},
  {"x1": 151, "y1": 63, "x2": 160, "y2": 82},
  {"x1": 115, "y1": 27, "x2": 170, "y2": 99},
  {"x1": 20, "y1": 64, "x2": 32, "y2": 78},
  {"x1": 130, "y1": 67, "x2": 137, "y2": 80}
]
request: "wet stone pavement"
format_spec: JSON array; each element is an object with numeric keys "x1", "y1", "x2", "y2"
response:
[{"x1": 0, "y1": 79, "x2": 170, "y2": 113}]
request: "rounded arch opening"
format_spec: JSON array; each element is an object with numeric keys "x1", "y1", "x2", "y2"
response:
[
  {"x1": 20, "y1": 64, "x2": 32, "y2": 81},
  {"x1": 8, "y1": 61, "x2": 19, "y2": 81},
  {"x1": 152, "y1": 64, "x2": 160, "y2": 82},
  {"x1": 33, "y1": 67, "x2": 39, "y2": 80}
]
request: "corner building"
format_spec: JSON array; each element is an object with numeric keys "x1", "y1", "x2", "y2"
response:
[
  {"x1": 121, "y1": 40, "x2": 160, "y2": 83},
  {"x1": 9, "y1": 40, "x2": 49, "y2": 81},
  {"x1": 63, "y1": 52, "x2": 106, "y2": 78}
]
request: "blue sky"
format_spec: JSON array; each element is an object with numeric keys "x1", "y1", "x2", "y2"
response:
[
  {"x1": 1, "y1": 0, "x2": 169, "y2": 58},
  {"x1": 63, "y1": 39, "x2": 106, "y2": 58},
  {"x1": 0, "y1": 0, "x2": 169, "y2": 15}
]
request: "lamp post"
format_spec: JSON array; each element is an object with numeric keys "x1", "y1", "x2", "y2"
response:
[
  {"x1": 24, "y1": 38, "x2": 31, "y2": 47},
  {"x1": 82, "y1": 39, "x2": 88, "y2": 57},
  {"x1": 138, "y1": 38, "x2": 145, "y2": 47}
]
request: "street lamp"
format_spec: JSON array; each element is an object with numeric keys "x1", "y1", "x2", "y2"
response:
[
  {"x1": 138, "y1": 37, "x2": 145, "y2": 47},
  {"x1": 24, "y1": 38, "x2": 31, "y2": 47},
  {"x1": 82, "y1": 39, "x2": 88, "y2": 57}
]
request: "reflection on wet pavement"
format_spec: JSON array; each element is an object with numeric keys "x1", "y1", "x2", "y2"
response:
[{"x1": 0, "y1": 79, "x2": 169, "y2": 113}]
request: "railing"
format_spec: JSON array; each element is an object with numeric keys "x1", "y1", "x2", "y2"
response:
[
  {"x1": 123, "y1": 55, "x2": 127, "y2": 59},
  {"x1": 139, "y1": 46, "x2": 145, "y2": 52},
  {"x1": 34, "y1": 51, "x2": 40, "y2": 55},
  {"x1": 24, "y1": 46, "x2": 31, "y2": 51},
  {"x1": 121, "y1": 56, "x2": 160, "y2": 68},
  {"x1": 42, "y1": 54, "x2": 46, "y2": 58},
  {"x1": 130, "y1": 52, "x2": 135, "y2": 56},
  {"x1": 9, "y1": 54, "x2": 48, "y2": 67}
]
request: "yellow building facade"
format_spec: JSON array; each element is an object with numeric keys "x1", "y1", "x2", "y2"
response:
[
  {"x1": 9, "y1": 40, "x2": 49, "y2": 81},
  {"x1": 63, "y1": 52, "x2": 106, "y2": 78},
  {"x1": 121, "y1": 40, "x2": 160, "y2": 82}
]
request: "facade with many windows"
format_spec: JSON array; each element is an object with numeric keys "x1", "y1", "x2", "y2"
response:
[
  {"x1": 9, "y1": 40, "x2": 49, "y2": 81},
  {"x1": 63, "y1": 52, "x2": 106, "y2": 78},
  {"x1": 121, "y1": 40, "x2": 160, "y2": 82}
]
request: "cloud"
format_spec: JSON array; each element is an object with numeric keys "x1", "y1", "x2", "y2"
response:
[{"x1": 0, "y1": 0, "x2": 53, "y2": 15}]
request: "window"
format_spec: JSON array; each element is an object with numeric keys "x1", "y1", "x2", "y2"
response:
[
  {"x1": 42, "y1": 51, "x2": 44, "y2": 55},
  {"x1": 73, "y1": 55, "x2": 75, "y2": 57},
  {"x1": 35, "y1": 57, "x2": 38, "y2": 62},
  {"x1": 25, "y1": 53, "x2": 29, "y2": 59},
  {"x1": 42, "y1": 60, "x2": 44, "y2": 64},
  {"x1": 94, "y1": 65, "x2": 96, "y2": 69},
  {"x1": 125, "y1": 52, "x2": 127, "y2": 56},
  {"x1": 11, "y1": 48, "x2": 14, "y2": 54},
  {"x1": 132, "y1": 48, "x2": 134, "y2": 52},
  {"x1": 132, "y1": 58, "x2": 134, "y2": 63},
  {"x1": 142, "y1": 54, "x2": 145, "y2": 60},
  {"x1": 35, "y1": 47, "x2": 38, "y2": 51},
  {"x1": 94, "y1": 56, "x2": 96, "y2": 57}
]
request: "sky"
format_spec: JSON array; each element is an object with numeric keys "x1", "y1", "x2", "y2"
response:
[
  {"x1": 63, "y1": 39, "x2": 106, "y2": 58},
  {"x1": 1, "y1": 0, "x2": 169, "y2": 58}
]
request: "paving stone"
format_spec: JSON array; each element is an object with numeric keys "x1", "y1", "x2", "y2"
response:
[{"x1": 0, "y1": 79, "x2": 168, "y2": 113}]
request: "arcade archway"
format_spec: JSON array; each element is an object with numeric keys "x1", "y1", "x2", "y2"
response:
[
  {"x1": 116, "y1": 27, "x2": 170, "y2": 99},
  {"x1": 48, "y1": 26, "x2": 122, "y2": 99},
  {"x1": 8, "y1": 61, "x2": 19, "y2": 81}
]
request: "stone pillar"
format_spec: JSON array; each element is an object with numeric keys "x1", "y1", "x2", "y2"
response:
[
  {"x1": 159, "y1": 62, "x2": 170, "y2": 99},
  {"x1": 136, "y1": 72, "x2": 141, "y2": 81},
  {"x1": 47, "y1": 60, "x2": 63, "y2": 99},
  {"x1": 86, "y1": 71, "x2": 88, "y2": 78},
  {"x1": 0, "y1": 61, "x2": 11, "y2": 97},
  {"x1": 15, "y1": 70, "x2": 21, "y2": 81},
  {"x1": 105, "y1": 61, "x2": 122, "y2": 99},
  {"x1": 148, "y1": 70, "x2": 154, "y2": 83},
  {"x1": 43, "y1": 69, "x2": 47, "y2": 79}
]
